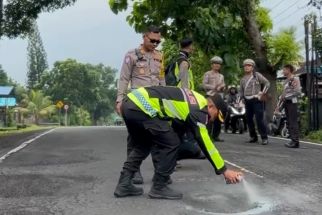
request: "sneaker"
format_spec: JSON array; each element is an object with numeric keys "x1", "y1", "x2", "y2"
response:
[{"x1": 261, "y1": 139, "x2": 269, "y2": 145}]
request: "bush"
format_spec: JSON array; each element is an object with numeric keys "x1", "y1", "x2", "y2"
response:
[{"x1": 306, "y1": 130, "x2": 322, "y2": 143}]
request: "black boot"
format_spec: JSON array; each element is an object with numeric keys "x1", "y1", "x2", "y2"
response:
[
  {"x1": 132, "y1": 170, "x2": 144, "y2": 184},
  {"x1": 114, "y1": 170, "x2": 144, "y2": 198},
  {"x1": 148, "y1": 175, "x2": 182, "y2": 200},
  {"x1": 247, "y1": 136, "x2": 258, "y2": 143}
]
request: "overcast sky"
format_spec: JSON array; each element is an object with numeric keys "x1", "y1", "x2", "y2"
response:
[{"x1": 0, "y1": 0, "x2": 320, "y2": 85}]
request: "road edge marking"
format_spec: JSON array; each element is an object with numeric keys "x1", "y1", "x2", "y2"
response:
[
  {"x1": 0, "y1": 128, "x2": 55, "y2": 163},
  {"x1": 269, "y1": 136, "x2": 322, "y2": 146},
  {"x1": 225, "y1": 160, "x2": 264, "y2": 178}
]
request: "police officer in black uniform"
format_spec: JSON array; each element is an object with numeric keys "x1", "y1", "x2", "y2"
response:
[{"x1": 113, "y1": 86, "x2": 243, "y2": 200}]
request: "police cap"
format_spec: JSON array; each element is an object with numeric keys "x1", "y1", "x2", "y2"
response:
[
  {"x1": 210, "y1": 56, "x2": 223, "y2": 64},
  {"x1": 243, "y1": 58, "x2": 255, "y2": 66}
]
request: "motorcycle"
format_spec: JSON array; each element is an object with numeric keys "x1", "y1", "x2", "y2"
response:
[
  {"x1": 268, "y1": 96, "x2": 289, "y2": 137},
  {"x1": 268, "y1": 109, "x2": 289, "y2": 137},
  {"x1": 225, "y1": 98, "x2": 247, "y2": 134}
]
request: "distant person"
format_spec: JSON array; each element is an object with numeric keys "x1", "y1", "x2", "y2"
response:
[
  {"x1": 239, "y1": 59, "x2": 270, "y2": 145},
  {"x1": 114, "y1": 86, "x2": 243, "y2": 200},
  {"x1": 176, "y1": 38, "x2": 195, "y2": 90},
  {"x1": 202, "y1": 56, "x2": 226, "y2": 142},
  {"x1": 276, "y1": 64, "x2": 302, "y2": 148},
  {"x1": 115, "y1": 25, "x2": 164, "y2": 185}
]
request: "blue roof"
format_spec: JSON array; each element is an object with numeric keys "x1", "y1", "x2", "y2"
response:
[{"x1": 0, "y1": 86, "x2": 14, "y2": 96}]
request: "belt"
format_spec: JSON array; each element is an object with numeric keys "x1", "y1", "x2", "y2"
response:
[{"x1": 244, "y1": 95, "x2": 258, "y2": 100}]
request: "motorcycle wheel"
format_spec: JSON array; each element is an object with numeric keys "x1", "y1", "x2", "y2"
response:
[
  {"x1": 281, "y1": 124, "x2": 289, "y2": 138},
  {"x1": 237, "y1": 118, "x2": 244, "y2": 134}
]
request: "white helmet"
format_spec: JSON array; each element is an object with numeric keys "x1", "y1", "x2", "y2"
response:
[
  {"x1": 210, "y1": 56, "x2": 223, "y2": 64},
  {"x1": 243, "y1": 58, "x2": 255, "y2": 66}
]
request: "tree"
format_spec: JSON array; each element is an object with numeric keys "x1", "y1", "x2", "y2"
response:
[
  {"x1": 21, "y1": 90, "x2": 56, "y2": 124},
  {"x1": 40, "y1": 59, "x2": 117, "y2": 125},
  {"x1": 1, "y1": 0, "x2": 77, "y2": 39},
  {"x1": 108, "y1": 0, "x2": 302, "y2": 119},
  {"x1": 27, "y1": 21, "x2": 48, "y2": 89},
  {"x1": 0, "y1": 65, "x2": 9, "y2": 85}
]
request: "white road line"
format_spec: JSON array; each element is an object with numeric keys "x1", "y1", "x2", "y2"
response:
[
  {"x1": 0, "y1": 128, "x2": 55, "y2": 163},
  {"x1": 269, "y1": 136, "x2": 322, "y2": 146},
  {"x1": 225, "y1": 160, "x2": 264, "y2": 178}
]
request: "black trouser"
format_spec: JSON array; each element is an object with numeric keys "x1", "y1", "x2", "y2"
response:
[
  {"x1": 207, "y1": 119, "x2": 222, "y2": 139},
  {"x1": 285, "y1": 100, "x2": 299, "y2": 143},
  {"x1": 245, "y1": 98, "x2": 268, "y2": 139},
  {"x1": 121, "y1": 98, "x2": 180, "y2": 179}
]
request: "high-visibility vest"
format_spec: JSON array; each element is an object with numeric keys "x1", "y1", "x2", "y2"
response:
[{"x1": 175, "y1": 63, "x2": 194, "y2": 90}]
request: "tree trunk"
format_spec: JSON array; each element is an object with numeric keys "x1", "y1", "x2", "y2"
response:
[
  {"x1": 240, "y1": 1, "x2": 277, "y2": 121},
  {"x1": 0, "y1": 0, "x2": 3, "y2": 38}
]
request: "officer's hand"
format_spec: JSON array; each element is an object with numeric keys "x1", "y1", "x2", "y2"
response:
[
  {"x1": 223, "y1": 169, "x2": 243, "y2": 184},
  {"x1": 115, "y1": 102, "x2": 122, "y2": 116}
]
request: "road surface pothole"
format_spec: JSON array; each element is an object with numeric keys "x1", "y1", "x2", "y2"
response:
[{"x1": 0, "y1": 174, "x2": 94, "y2": 198}]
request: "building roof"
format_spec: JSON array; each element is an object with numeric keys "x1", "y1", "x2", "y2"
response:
[{"x1": 0, "y1": 86, "x2": 14, "y2": 96}]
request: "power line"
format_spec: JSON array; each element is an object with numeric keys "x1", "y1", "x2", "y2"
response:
[
  {"x1": 275, "y1": 3, "x2": 307, "y2": 24},
  {"x1": 270, "y1": 0, "x2": 285, "y2": 11},
  {"x1": 273, "y1": 0, "x2": 302, "y2": 19}
]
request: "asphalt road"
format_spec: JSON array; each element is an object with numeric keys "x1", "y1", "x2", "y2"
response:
[{"x1": 0, "y1": 126, "x2": 321, "y2": 215}]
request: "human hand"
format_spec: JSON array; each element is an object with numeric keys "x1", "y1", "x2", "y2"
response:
[
  {"x1": 223, "y1": 169, "x2": 243, "y2": 184},
  {"x1": 115, "y1": 102, "x2": 122, "y2": 116}
]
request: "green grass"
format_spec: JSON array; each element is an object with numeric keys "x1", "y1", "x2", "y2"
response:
[
  {"x1": 0, "y1": 124, "x2": 56, "y2": 137},
  {"x1": 305, "y1": 130, "x2": 322, "y2": 144}
]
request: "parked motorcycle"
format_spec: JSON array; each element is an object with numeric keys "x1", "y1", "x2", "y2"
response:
[
  {"x1": 268, "y1": 109, "x2": 289, "y2": 137},
  {"x1": 225, "y1": 99, "x2": 247, "y2": 134}
]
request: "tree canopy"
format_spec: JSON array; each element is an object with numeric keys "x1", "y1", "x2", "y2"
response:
[{"x1": 0, "y1": 0, "x2": 77, "y2": 38}]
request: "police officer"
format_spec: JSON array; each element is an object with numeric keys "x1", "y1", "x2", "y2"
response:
[
  {"x1": 239, "y1": 59, "x2": 270, "y2": 145},
  {"x1": 176, "y1": 38, "x2": 194, "y2": 89},
  {"x1": 115, "y1": 26, "x2": 164, "y2": 184},
  {"x1": 277, "y1": 64, "x2": 302, "y2": 148},
  {"x1": 113, "y1": 86, "x2": 243, "y2": 200},
  {"x1": 202, "y1": 56, "x2": 226, "y2": 142}
]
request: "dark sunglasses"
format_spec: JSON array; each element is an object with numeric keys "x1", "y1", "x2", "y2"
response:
[{"x1": 146, "y1": 36, "x2": 161, "y2": 45}]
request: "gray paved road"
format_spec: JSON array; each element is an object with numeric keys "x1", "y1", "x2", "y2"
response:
[{"x1": 0, "y1": 127, "x2": 321, "y2": 215}]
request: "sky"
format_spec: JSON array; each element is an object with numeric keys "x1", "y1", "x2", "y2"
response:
[{"x1": 0, "y1": 0, "x2": 320, "y2": 85}]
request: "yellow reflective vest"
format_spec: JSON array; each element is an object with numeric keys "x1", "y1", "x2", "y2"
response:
[{"x1": 127, "y1": 86, "x2": 226, "y2": 174}]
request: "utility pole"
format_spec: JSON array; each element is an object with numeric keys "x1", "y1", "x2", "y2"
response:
[{"x1": 304, "y1": 17, "x2": 311, "y2": 130}]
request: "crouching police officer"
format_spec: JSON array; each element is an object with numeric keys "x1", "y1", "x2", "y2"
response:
[
  {"x1": 114, "y1": 86, "x2": 242, "y2": 200},
  {"x1": 240, "y1": 59, "x2": 270, "y2": 145},
  {"x1": 278, "y1": 64, "x2": 302, "y2": 148}
]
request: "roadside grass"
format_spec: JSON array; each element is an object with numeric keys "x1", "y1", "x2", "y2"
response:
[
  {"x1": 305, "y1": 130, "x2": 322, "y2": 144},
  {"x1": 0, "y1": 124, "x2": 56, "y2": 137}
]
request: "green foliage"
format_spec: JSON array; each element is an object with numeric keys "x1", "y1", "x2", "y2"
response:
[
  {"x1": 21, "y1": 90, "x2": 56, "y2": 124},
  {"x1": 1, "y1": 0, "x2": 77, "y2": 38},
  {"x1": 39, "y1": 59, "x2": 117, "y2": 125},
  {"x1": 306, "y1": 130, "x2": 322, "y2": 143},
  {"x1": 0, "y1": 65, "x2": 9, "y2": 85},
  {"x1": 255, "y1": 7, "x2": 273, "y2": 33},
  {"x1": 27, "y1": 21, "x2": 48, "y2": 89},
  {"x1": 267, "y1": 27, "x2": 303, "y2": 68},
  {"x1": 69, "y1": 106, "x2": 91, "y2": 126}
]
